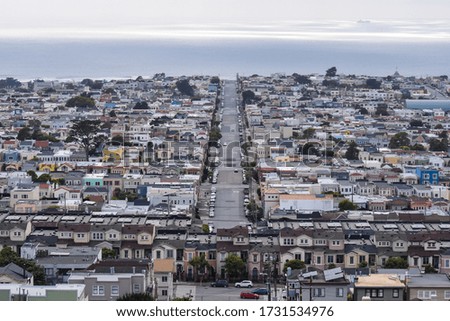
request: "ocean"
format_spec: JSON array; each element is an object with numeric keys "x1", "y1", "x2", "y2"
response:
[{"x1": 1, "y1": 37, "x2": 449, "y2": 81}]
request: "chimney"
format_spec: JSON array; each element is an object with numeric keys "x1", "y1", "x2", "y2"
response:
[{"x1": 132, "y1": 266, "x2": 136, "y2": 274}]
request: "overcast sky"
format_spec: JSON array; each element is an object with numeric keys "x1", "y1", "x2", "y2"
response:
[{"x1": 1, "y1": 0, "x2": 449, "y2": 39}]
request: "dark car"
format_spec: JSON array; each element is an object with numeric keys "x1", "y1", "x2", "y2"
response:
[
  {"x1": 240, "y1": 292, "x2": 259, "y2": 299},
  {"x1": 252, "y1": 288, "x2": 268, "y2": 295},
  {"x1": 211, "y1": 280, "x2": 228, "y2": 287}
]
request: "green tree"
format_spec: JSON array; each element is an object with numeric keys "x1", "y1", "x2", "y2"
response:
[
  {"x1": 66, "y1": 95, "x2": 96, "y2": 108},
  {"x1": 292, "y1": 73, "x2": 311, "y2": 85},
  {"x1": 326, "y1": 66, "x2": 337, "y2": 77},
  {"x1": 36, "y1": 173, "x2": 52, "y2": 183},
  {"x1": 210, "y1": 76, "x2": 220, "y2": 84},
  {"x1": 67, "y1": 119, "x2": 105, "y2": 160},
  {"x1": 366, "y1": 78, "x2": 382, "y2": 89},
  {"x1": 424, "y1": 265, "x2": 437, "y2": 274},
  {"x1": 344, "y1": 141, "x2": 359, "y2": 160},
  {"x1": 383, "y1": 257, "x2": 408, "y2": 269},
  {"x1": 17, "y1": 126, "x2": 32, "y2": 141},
  {"x1": 101, "y1": 248, "x2": 116, "y2": 259},
  {"x1": 338, "y1": 199, "x2": 357, "y2": 211},
  {"x1": 302, "y1": 127, "x2": 316, "y2": 139},
  {"x1": 409, "y1": 119, "x2": 424, "y2": 127},
  {"x1": 201, "y1": 224, "x2": 210, "y2": 233},
  {"x1": 189, "y1": 254, "x2": 210, "y2": 282},
  {"x1": 283, "y1": 259, "x2": 305, "y2": 273},
  {"x1": 0, "y1": 77, "x2": 21, "y2": 89},
  {"x1": 375, "y1": 105, "x2": 389, "y2": 116},
  {"x1": 358, "y1": 107, "x2": 369, "y2": 115},
  {"x1": 176, "y1": 79, "x2": 194, "y2": 96},
  {"x1": 429, "y1": 138, "x2": 448, "y2": 152},
  {"x1": 0, "y1": 247, "x2": 45, "y2": 285},
  {"x1": 224, "y1": 254, "x2": 246, "y2": 280},
  {"x1": 133, "y1": 101, "x2": 149, "y2": 109},
  {"x1": 27, "y1": 170, "x2": 38, "y2": 182},
  {"x1": 389, "y1": 132, "x2": 410, "y2": 149},
  {"x1": 410, "y1": 144, "x2": 426, "y2": 151},
  {"x1": 242, "y1": 90, "x2": 256, "y2": 105}
]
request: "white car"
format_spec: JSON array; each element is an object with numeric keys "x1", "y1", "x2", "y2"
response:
[{"x1": 235, "y1": 280, "x2": 253, "y2": 288}]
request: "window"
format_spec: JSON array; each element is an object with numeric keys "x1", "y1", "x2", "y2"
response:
[
  {"x1": 162, "y1": 276, "x2": 168, "y2": 283},
  {"x1": 349, "y1": 256, "x2": 355, "y2": 265},
  {"x1": 316, "y1": 256, "x2": 321, "y2": 264},
  {"x1": 111, "y1": 285, "x2": 119, "y2": 296},
  {"x1": 92, "y1": 285, "x2": 105, "y2": 296},
  {"x1": 377, "y1": 289, "x2": 384, "y2": 298},
  {"x1": 140, "y1": 235, "x2": 149, "y2": 240},
  {"x1": 422, "y1": 257, "x2": 430, "y2": 265},
  {"x1": 417, "y1": 290, "x2": 437, "y2": 300},
  {"x1": 253, "y1": 254, "x2": 258, "y2": 263},
  {"x1": 336, "y1": 288, "x2": 344, "y2": 297},
  {"x1": 359, "y1": 256, "x2": 366, "y2": 263},
  {"x1": 393, "y1": 289, "x2": 399, "y2": 298},
  {"x1": 133, "y1": 284, "x2": 141, "y2": 293},
  {"x1": 162, "y1": 290, "x2": 168, "y2": 296},
  {"x1": 336, "y1": 255, "x2": 344, "y2": 264},
  {"x1": 156, "y1": 251, "x2": 161, "y2": 259},
  {"x1": 283, "y1": 238, "x2": 294, "y2": 245},
  {"x1": 332, "y1": 241, "x2": 340, "y2": 246},
  {"x1": 188, "y1": 253, "x2": 193, "y2": 261},
  {"x1": 445, "y1": 291, "x2": 450, "y2": 300},
  {"x1": 166, "y1": 250, "x2": 174, "y2": 258},
  {"x1": 124, "y1": 250, "x2": 129, "y2": 258},
  {"x1": 395, "y1": 242, "x2": 404, "y2": 247},
  {"x1": 444, "y1": 259, "x2": 450, "y2": 268},
  {"x1": 427, "y1": 242, "x2": 436, "y2": 248},
  {"x1": 313, "y1": 288, "x2": 325, "y2": 297},
  {"x1": 294, "y1": 254, "x2": 302, "y2": 260},
  {"x1": 327, "y1": 255, "x2": 334, "y2": 263},
  {"x1": 236, "y1": 237, "x2": 244, "y2": 243}
]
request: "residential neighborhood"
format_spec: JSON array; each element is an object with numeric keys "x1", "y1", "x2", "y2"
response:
[{"x1": 1, "y1": 71, "x2": 450, "y2": 301}]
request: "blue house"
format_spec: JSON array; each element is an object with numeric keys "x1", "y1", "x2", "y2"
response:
[
  {"x1": 416, "y1": 167, "x2": 439, "y2": 185},
  {"x1": 3, "y1": 150, "x2": 20, "y2": 162}
]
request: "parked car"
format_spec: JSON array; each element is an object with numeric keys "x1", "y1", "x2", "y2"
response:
[
  {"x1": 252, "y1": 288, "x2": 268, "y2": 295},
  {"x1": 240, "y1": 291, "x2": 259, "y2": 299},
  {"x1": 235, "y1": 280, "x2": 253, "y2": 288},
  {"x1": 211, "y1": 280, "x2": 229, "y2": 287}
]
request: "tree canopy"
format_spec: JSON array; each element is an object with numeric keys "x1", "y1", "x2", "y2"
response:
[
  {"x1": 389, "y1": 132, "x2": 410, "y2": 149},
  {"x1": 176, "y1": 79, "x2": 194, "y2": 96},
  {"x1": 338, "y1": 199, "x2": 357, "y2": 211},
  {"x1": 224, "y1": 254, "x2": 246, "y2": 279},
  {"x1": 292, "y1": 73, "x2": 311, "y2": 85},
  {"x1": 67, "y1": 119, "x2": 105, "y2": 160},
  {"x1": 0, "y1": 247, "x2": 45, "y2": 285},
  {"x1": 283, "y1": 259, "x2": 305, "y2": 273},
  {"x1": 344, "y1": 141, "x2": 359, "y2": 160},
  {"x1": 242, "y1": 90, "x2": 256, "y2": 105},
  {"x1": 133, "y1": 101, "x2": 149, "y2": 109},
  {"x1": 326, "y1": 66, "x2": 337, "y2": 77},
  {"x1": 0, "y1": 77, "x2": 21, "y2": 89},
  {"x1": 383, "y1": 257, "x2": 408, "y2": 269},
  {"x1": 66, "y1": 95, "x2": 96, "y2": 108},
  {"x1": 366, "y1": 78, "x2": 382, "y2": 89}
]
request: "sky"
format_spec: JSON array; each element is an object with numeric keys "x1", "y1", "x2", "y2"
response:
[{"x1": 0, "y1": 0, "x2": 449, "y2": 40}]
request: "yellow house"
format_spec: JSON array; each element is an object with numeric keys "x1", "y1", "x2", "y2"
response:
[
  {"x1": 38, "y1": 163, "x2": 56, "y2": 173},
  {"x1": 102, "y1": 146, "x2": 124, "y2": 162},
  {"x1": 384, "y1": 154, "x2": 401, "y2": 165}
]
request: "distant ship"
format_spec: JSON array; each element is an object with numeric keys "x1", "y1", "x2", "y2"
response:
[{"x1": 357, "y1": 20, "x2": 371, "y2": 24}]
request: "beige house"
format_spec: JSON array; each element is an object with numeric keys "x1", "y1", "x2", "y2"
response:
[{"x1": 153, "y1": 259, "x2": 175, "y2": 300}]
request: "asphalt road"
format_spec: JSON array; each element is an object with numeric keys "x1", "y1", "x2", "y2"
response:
[{"x1": 208, "y1": 80, "x2": 249, "y2": 229}]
